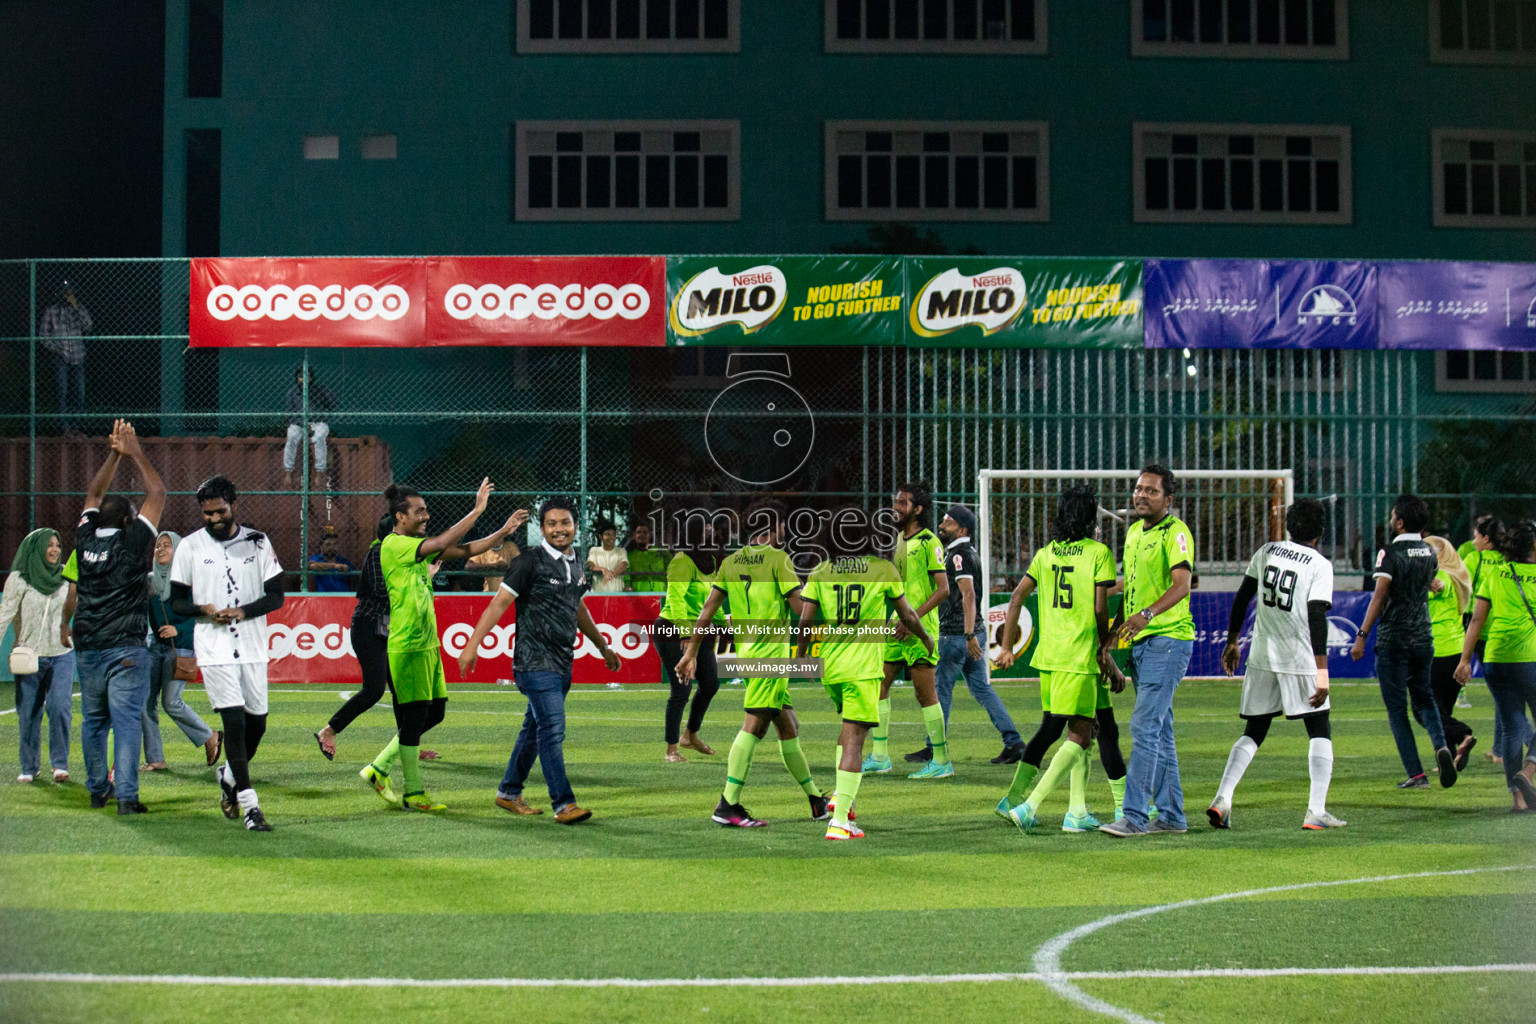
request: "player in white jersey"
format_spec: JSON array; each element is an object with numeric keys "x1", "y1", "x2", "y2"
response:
[
  {"x1": 169, "y1": 475, "x2": 285, "y2": 831},
  {"x1": 1208, "y1": 498, "x2": 1345, "y2": 831}
]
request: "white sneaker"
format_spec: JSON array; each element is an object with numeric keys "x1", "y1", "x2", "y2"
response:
[
  {"x1": 1303, "y1": 810, "x2": 1347, "y2": 830},
  {"x1": 16, "y1": 773, "x2": 34, "y2": 783},
  {"x1": 52, "y1": 769, "x2": 69, "y2": 782}
]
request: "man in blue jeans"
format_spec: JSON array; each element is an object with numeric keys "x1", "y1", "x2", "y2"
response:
[
  {"x1": 906, "y1": 505, "x2": 1024, "y2": 764},
  {"x1": 1101, "y1": 464, "x2": 1196, "y2": 838},
  {"x1": 66, "y1": 420, "x2": 167, "y2": 814},
  {"x1": 1351, "y1": 494, "x2": 1457, "y2": 789},
  {"x1": 458, "y1": 497, "x2": 621, "y2": 824}
]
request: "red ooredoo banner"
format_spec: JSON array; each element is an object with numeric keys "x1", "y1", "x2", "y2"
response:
[
  {"x1": 260, "y1": 594, "x2": 662, "y2": 684},
  {"x1": 190, "y1": 257, "x2": 668, "y2": 347}
]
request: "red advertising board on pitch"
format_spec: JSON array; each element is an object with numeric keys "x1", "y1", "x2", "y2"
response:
[
  {"x1": 260, "y1": 594, "x2": 662, "y2": 684},
  {"x1": 428, "y1": 256, "x2": 667, "y2": 346},
  {"x1": 190, "y1": 258, "x2": 427, "y2": 347}
]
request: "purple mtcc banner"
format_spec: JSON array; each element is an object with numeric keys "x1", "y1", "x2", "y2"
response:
[
  {"x1": 1377, "y1": 261, "x2": 1536, "y2": 350},
  {"x1": 1145, "y1": 259, "x2": 1378, "y2": 349}
]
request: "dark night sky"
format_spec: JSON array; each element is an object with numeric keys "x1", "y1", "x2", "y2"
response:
[{"x1": 0, "y1": 1, "x2": 165, "y2": 258}]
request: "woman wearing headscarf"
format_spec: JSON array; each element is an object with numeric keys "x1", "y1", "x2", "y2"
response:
[
  {"x1": 143, "y1": 531, "x2": 221, "y2": 769},
  {"x1": 1421, "y1": 535, "x2": 1475, "y2": 770},
  {"x1": 2, "y1": 528, "x2": 74, "y2": 782}
]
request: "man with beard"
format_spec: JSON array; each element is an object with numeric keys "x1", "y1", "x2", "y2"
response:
[{"x1": 170, "y1": 475, "x2": 285, "y2": 831}]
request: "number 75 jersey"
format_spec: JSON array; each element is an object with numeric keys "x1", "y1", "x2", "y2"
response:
[
  {"x1": 1026, "y1": 539, "x2": 1117, "y2": 674},
  {"x1": 1243, "y1": 540, "x2": 1334, "y2": 675}
]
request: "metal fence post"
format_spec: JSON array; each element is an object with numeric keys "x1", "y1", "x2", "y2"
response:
[
  {"x1": 28, "y1": 261, "x2": 36, "y2": 533},
  {"x1": 300, "y1": 350, "x2": 310, "y2": 591},
  {"x1": 580, "y1": 347, "x2": 589, "y2": 522}
]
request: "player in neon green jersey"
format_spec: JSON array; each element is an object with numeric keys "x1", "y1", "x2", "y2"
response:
[
  {"x1": 867, "y1": 481, "x2": 952, "y2": 779},
  {"x1": 797, "y1": 520, "x2": 932, "y2": 839},
  {"x1": 361, "y1": 478, "x2": 524, "y2": 813},
  {"x1": 677, "y1": 498, "x2": 828, "y2": 827},
  {"x1": 993, "y1": 486, "x2": 1123, "y2": 833}
]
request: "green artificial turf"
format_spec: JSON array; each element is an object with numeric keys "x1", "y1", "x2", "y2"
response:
[{"x1": 1, "y1": 679, "x2": 1532, "y2": 1023}]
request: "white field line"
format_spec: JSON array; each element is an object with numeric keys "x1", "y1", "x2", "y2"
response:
[
  {"x1": 1032, "y1": 864, "x2": 1536, "y2": 1024},
  {"x1": 1, "y1": 962, "x2": 1532, "y2": 990}
]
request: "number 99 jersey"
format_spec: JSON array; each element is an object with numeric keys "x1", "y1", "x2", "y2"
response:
[{"x1": 1243, "y1": 540, "x2": 1334, "y2": 676}]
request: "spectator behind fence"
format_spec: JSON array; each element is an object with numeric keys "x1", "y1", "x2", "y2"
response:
[
  {"x1": 284, "y1": 366, "x2": 336, "y2": 487},
  {"x1": 39, "y1": 281, "x2": 91, "y2": 434},
  {"x1": 466, "y1": 536, "x2": 521, "y2": 592},
  {"x1": 3, "y1": 528, "x2": 74, "y2": 783},
  {"x1": 624, "y1": 522, "x2": 669, "y2": 592},
  {"x1": 586, "y1": 519, "x2": 628, "y2": 594},
  {"x1": 307, "y1": 527, "x2": 355, "y2": 592}
]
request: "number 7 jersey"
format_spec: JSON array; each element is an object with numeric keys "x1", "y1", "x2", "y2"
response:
[
  {"x1": 1243, "y1": 540, "x2": 1334, "y2": 675},
  {"x1": 1026, "y1": 539, "x2": 1117, "y2": 674}
]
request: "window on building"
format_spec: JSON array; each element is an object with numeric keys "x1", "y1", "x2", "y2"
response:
[
  {"x1": 515, "y1": 120, "x2": 739, "y2": 221},
  {"x1": 1432, "y1": 0, "x2": 1536, "y2": 63},
  {"x1": 825, "y1": 121, "x2": 1048, "y2": 221},
  {"x1": 361, "y1": 134, "x2": 398, "y2": 160},
  {"x1": 1438, "y1": 350, "x2": 1536, "y2": 392},
  {"x1": 1133, "y1": 0, "x2": 1348, "y2": 57},
  {"x1": 1135, "y1": 123, "x2": 1351, "y2": 224},
  {"x1": 825, "y1": 0, "x2": 1045, "y2": 53},
  {"x1": 517, "y1": 0, "x2": 739, "y2": 52},
  {"x1": 1434, "y1": 131, "x2": 1536, "y2": 226},
  {"x1": 304, "y1": 135, "x2": 340, "y2": 160}
]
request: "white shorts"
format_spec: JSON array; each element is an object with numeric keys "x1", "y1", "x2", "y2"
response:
[
  {"x1": 201, "y1": 662, "x2": 269, "y2": 715},
  {"x1": 1241, "y1": 667, "x2": 1327, "y2": 719}
]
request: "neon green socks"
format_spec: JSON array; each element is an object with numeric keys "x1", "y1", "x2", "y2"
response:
[
  {"x1": 371, "y1": 735, "x2": 400, "y2": 774},
  {"x1": 1068, "y1": 743, "x2": 1090, "y2": 818},
  {"x1": 1006, "y1": 761, "x2": 1040, "y2": 805},
  {"x1": 723, "y1": 730, "x2": 760, "y2": 804},
  {"x1": 832, "y1": 768, "x2": 862, "y2": 827},
  {"x1": 1109, "y1": 775, "x2": 1127, "y2": 821},
  {"x1": 871, "y1": 698, "x2": 891, "y2": 759},
  {"x1": 779, "y1": 737, "x2": 821, "y2": 796},
  {"x1": 921, "y1": 703, "x2": 949, "y2": 764},
  {"x1": 399, "y1": 745, "x2": 422, "y2": 794},
  {"x1": 1025, "y1": 742, "x2": 1084, "y2": 814}
]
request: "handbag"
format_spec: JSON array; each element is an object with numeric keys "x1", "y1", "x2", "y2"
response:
[
  {"x1": 8, "y1": 645, "x2": 38, "y2": 676},
  {"x1": 156, "y1": 595, "x2": 198, "y2": 680}
]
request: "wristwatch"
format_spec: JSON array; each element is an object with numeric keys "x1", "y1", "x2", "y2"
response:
[
  {"x1": 1140, "y1": 608, "x2": 1157, "y2": 622},
  {"x1": 1355, "y1": 630, "x2": 1368, "y2": 639}
]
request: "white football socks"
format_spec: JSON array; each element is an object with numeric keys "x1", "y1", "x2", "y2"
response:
[
  {"x1": 1307, "y1": 737, "x2": 1333, "y2": 816},
  {"x1": 1214, "y1": 736, "x2": 1259, "y2": 806}
]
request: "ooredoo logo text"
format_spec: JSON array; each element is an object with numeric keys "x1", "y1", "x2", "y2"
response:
[
  {"x1": 268, "y1": 620, "x2": 651, "y2": 661},
  {"x1": 206, "y1": 284, "x2": 412, "y2": 322},
  {"x1": 443, "y1": 282, "x2": 651, "y2": 321}
]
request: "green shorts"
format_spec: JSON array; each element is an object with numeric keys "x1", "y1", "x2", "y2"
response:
[
  {"x1": 883, "y1": 634, "x2": 938, "y2": 668},
  {"x1": 389, "y1": 648, "x2": 448, "y2": 704},
  {"x1": 743, "y1": 676, "x2": 793, "y2": 713},
  {"x1": 1040, "y1": 670, "x2": 1106, "y2": 718},
  {"x1": 823, "y1": 677, "x2": 880, "y2": 725}
]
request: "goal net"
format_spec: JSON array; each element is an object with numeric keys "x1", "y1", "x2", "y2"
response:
[{"x1": 978, "y1": 468, "x2": 1293, "y2": 674}]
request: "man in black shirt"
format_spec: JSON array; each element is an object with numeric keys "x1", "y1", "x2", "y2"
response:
[
  {"x1": 906, "y1": 505, "x2": 1024, "y2": 764},
  {"x1": 458, "y1": 497, "x2": 620, "y2": 824},
  {"x1": 69, "y1": 421, "x2": 166, "y2": 814},
  {"x1": 1351, "y1": 493, "x2": 1456, "y2": 789}
]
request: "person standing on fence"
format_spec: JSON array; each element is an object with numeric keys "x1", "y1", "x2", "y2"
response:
[
  {"x1": 907, "y1": 504, "x2": 1024, "y2": 766},
  {"x1": 283, "y1": 366, "x2": 335, "y2": 489},
  {"x1": 73, "y1": 420, "x2": 164, "y2": 815},
  {"x1": 361, "y1": 482, "x2": 524, "y2": 814},
  {"x1": 3, "y1": 528, "x2": 75, "y2": 783},
  {"x1": 1351, "y1": 494, "x2": 1458, "y2": 790},
  {"x1": 1099, "y1": 464, "x2": 1196, "y2": 838},
  {"x1": 657, "y1": 522, "x2": 726, "y2": 763},
  {"x1": 459, "y1": 497, "x2": 618, "y2": 824},
  {"x1": 141, "y1": 531, "x2": 221, "y2": 771},
  {"x1": 169, "y1": 475, "x2": 285, "y2": 831},
  {"x1": 39, "y1": 281, "x2": 91, "y2": 434},
  {"x1": 1455, "y1": 518, "x2": 1536, "y2": 812}
]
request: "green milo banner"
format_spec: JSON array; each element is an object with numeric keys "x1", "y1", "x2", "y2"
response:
[
  {"x1": 906, "y1": 257, "x2": 1143, "y2": 349},
  {"x1": 667, "y1": 256, "x2": 904, "y2": 346}
]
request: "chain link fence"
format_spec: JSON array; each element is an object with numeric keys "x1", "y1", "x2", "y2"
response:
[{"x1": 1, "y1": 259, "x2": 1529, "y2": 592}]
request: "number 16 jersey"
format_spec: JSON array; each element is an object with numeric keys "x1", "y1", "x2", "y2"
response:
[
  {"x1": 1026, "y1": 539, "x2": 1117, "y2": 674},
  {"x1": 1243, "y1": 540, "x2": 1334, "y2": 676}
]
